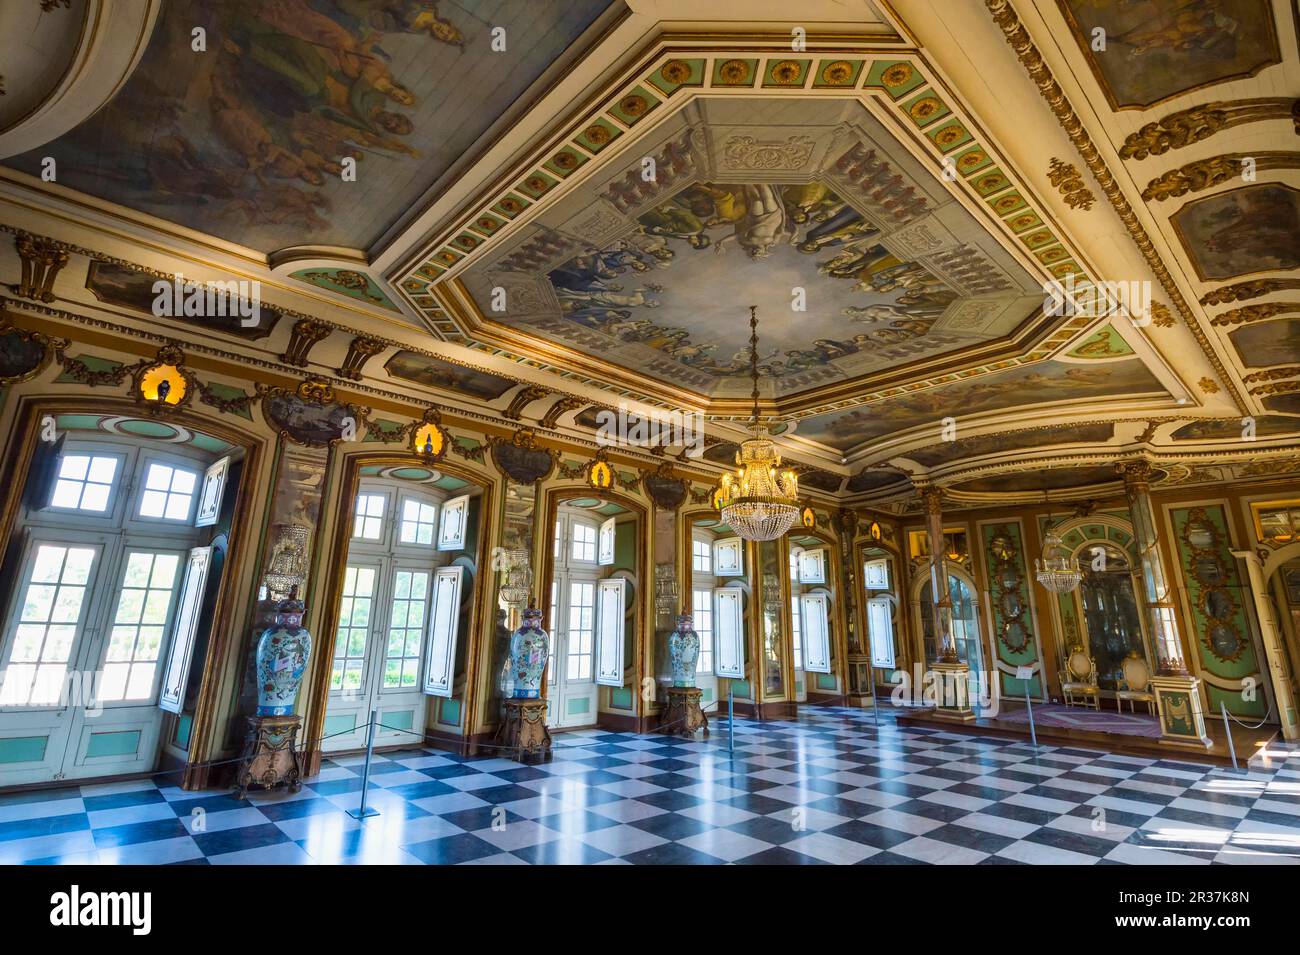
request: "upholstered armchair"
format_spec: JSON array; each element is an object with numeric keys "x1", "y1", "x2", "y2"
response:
[
  {"x1": 1115, "y1": 651, "x2": 1155, "y2": 714},
  {"x1": 1059, "y1": 646, "x2": 1099, "y2": 709}
]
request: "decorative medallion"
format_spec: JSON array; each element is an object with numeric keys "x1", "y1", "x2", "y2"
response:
[
  {"x1": 133, "y1": 344, "x2": 196, "y2": 417},
  {"x1": 490, "y1": 429, "x2": 555, "y2": 486},
  {"x1": 258, "y1": 377, "x2": 370, "y2": 447},
  {"x1": 0, "y1": 313, "x2": 62, "y2": 384}
]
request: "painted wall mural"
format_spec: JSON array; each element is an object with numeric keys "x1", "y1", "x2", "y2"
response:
[
  {"x1": 1171, "y1": 416, "x2": 1300, "y2": 440},
  {"x1": 1057, "y1": 0, "x2": 1281, "y2": 109},
  {"x1": 86, "y1": 261, "x2": 283, "y2": 340},
  {"x1": 795, "y1": 358, "x2": 1166, "y2": 451},
  {"x1": 1172, "y1": 184, "x2": 1300, "y2": 281},
  {"x1": 905, "y1": 421, "x2": 1115, "y2": 467},
  {"x1": 6, "y1": 0, "x2": 615, "y2": 252},
  {"x1": 1169, "y1": 504, "x2": 1267, "y2": 718},
  {"x1": 952, "y1": 465, "x2": 1124, "y2": 494},
  {"x1": 384, "y1": 350, "x2": 515, "y2": 400}
]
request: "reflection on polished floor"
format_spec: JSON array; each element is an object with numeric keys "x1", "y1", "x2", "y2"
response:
[{"x1": 2, "y1": 709, "x2": 1297, "y2": 866}]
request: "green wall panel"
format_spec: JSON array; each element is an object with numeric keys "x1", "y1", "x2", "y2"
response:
[
  {"x1": 982, "y1": 522, "x2": 1044, "y2": 698},
  {"x1": 1169, "y1": 505, "x2": 1266, "y2": 718},
  {"x1": 86, "y1": 730, "x2": 141, "y2": 758},
  {"x1": 0, "y1": 736, "x2": 48, "y2": 764}
]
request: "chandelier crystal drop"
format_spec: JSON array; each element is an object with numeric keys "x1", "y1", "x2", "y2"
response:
[
  {"x1": 717, "y1": 306, "x2": 799, "y2": 542},
  {"x1": 1034, "y1": 498, "x2": 1082, "y2": 593}
]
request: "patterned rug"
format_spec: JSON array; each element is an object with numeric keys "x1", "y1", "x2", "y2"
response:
[{"x1": 995, "y1": 703, "x2": 1162, "y2": 738}]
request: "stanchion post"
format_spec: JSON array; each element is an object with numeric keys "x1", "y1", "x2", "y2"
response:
[
  {"x1": 347, "y1": 709, "x2": 381, "y2": 820},
  {"x1": 728, "y1": 685, "x2": 734, "y2": 757},
  {"x1": 1221, "y1": 701, "x2": 1239, "y2": 773},
  {"x1": 870, "y1": 682, "x2": 880, "y2": 727},
  {"x1": 1024, "y1": 686, "x2": 1038, "y2": 749}
]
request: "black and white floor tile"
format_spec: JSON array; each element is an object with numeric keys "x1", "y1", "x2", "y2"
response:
[{"x1": 1, "y1": 708, "x2": 1296, "y2": 865}]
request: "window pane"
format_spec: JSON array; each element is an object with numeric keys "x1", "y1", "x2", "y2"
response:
[
  {"x1": 59, "y1": 456, "x2": 89, "y2": 480},
  {"x1": 146, "y1": 464, "x2": 173, "y2": 490},
  {"x1": 79, "y1": 483, "x2": 111, "y2": 513}
]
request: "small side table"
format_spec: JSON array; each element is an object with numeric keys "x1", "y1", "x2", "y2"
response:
[
  {"x1": 658, "y1": 686, "x2": 709, "y2": 738},
  {"x1": 233, "y1": 714, "x2": 303, "y2": 799},
  {"x1": 493, "y1": 698, "x2": 553, "y2": 764}
]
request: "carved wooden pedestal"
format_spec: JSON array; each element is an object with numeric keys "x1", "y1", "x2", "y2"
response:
[
  {"x1": 659, "y1": 686, "x2": 709, "y2": 738},
  {"x1": 233, "y1": 715, "x2": 303, "y2": 799},
  {"x1": 493, "y1": 698, "x2": 553, "y2": 764}
]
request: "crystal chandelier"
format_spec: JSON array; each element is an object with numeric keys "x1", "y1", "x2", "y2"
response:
[
  {"x1": 1034, "y1": 493, "x2": 1081, "y2": 593},
  {"x1": 717, "y1": 307, "x2": 799, "y2": 542}
]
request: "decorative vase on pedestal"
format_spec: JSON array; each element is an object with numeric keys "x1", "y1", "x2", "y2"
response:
[
  {"x1": 255, "y1": 588, "x2": 312, "y2": 716},
  {"x1": 668, "y1": 613, "x2": 700, "y2": 688},
  {"x1": 509, "y1": 607, "x2": 549, "y2": 699}
]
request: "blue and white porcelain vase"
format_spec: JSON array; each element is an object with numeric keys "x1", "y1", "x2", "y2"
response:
[
  {"x1": 509, "y1": 607, "x2": 549, "y2": 699},
  {"x1": 255, "y1": 589, "x2": 312, "y2": 716},
  {"x1": 668, "y1": 613, "x2": 700, "y2": 688}
]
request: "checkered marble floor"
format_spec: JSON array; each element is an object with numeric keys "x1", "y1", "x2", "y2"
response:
[{"x1": 2, "y1": 708, "x2": 1298, "y2": 865}]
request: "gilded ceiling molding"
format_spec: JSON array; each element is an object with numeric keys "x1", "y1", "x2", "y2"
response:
[
  {"x1": 0, "y1": 292, "x2": 750, "y2": 485},
  {"x1": 280, "y1": 318, "x2": 333, "y2": 368},
  {"x1": 1119, "y1": 98, "x2": 1299, "y2": 161},
  {"x1": 1242, "y1": 367, "x2": 1300, "y2": 384},
  {"x1": 1142, "y1": 153, "x2": 1300, "y2": 202},
  {"x1": 502, "y1": 385, "x2": 551, "y2": 422},
  {"x1": 983, "y1": 0, "x2": 1247, "y2": 414},
  {"x1": 1201, "y1": 279, "x2": 1300, "y2": 306},
  {"x1": 539, "y1": 395, "x2": 585, "y2": 430},
  {"x1": 12, "y1": 232, "x2": 69, "y2": 303},
  {"x1": 1198, "y1": 378, "x2": 1220, "y2": 394},
  {"x1": 1210, "y1": 302, "x2": 1300, "y2": 326},
  {"x1": 336, "y1": 335, "x2": 386, "y2": 381},
  {"x1": 1047, "y1": 157, "x2": 1095, "y2": 210}
]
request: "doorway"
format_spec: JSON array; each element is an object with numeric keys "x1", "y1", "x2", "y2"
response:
[
  {"x1": 322, "y1": 472, "x2": 481, "y2": 752},
  {"x1": 544, "y1": 498, "x2": 637, "y2": 729},
  {"x1": 0, "y1": 420, "x2": 240, "y2": 785}
]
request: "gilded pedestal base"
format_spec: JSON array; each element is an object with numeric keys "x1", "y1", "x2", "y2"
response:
[
  {"x1": 932, "y1": 660, "x2": 976, "y2": 721},
  {"x1": 1151, "y1": 674, "x2": 1213, "y2": 748},
  {"x1": 493, "y1": 698, "x2": 553, "y2": 764},
  {"x1": 233, "y1": 715, "x2": 303, "y2": 799},
  {"x1": 658, "y1": 686, "x2": 709, "y2": 738}
]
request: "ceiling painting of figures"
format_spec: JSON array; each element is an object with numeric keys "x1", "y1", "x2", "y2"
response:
[
  {"x1": 460, "y1": 97, "x2": 1047, "y2": 401},
  {"x1": 793, "y1": 358, "x2": 1167, "y2": 452},
  {"x1": 1172, "y1": 184, "x2": 1300, "y2": 282},
  {"x1": 4, "y1": 0, "x2": 617, "y2": 253},
  {"x1": 1055, "y1": 0, "x2": 1281, "y2": 109}
]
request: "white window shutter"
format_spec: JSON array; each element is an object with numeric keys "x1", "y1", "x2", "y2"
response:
[
  {"x1": 798, "y1": 549, "x2": 826, "y2": 584},
  {"x1": 800, "y1": 593, "x2": 832, "y2": 673},
  {"x1": 159, "y1": 546, "x2": 212, "y2": 713},
  {"x1": 714, "y1": 587, "x2": 744, "y2": 678},
  {"x1": 422, "y1": 566, "x2": 465, "y2": 697},
  {"x1": 598, "y1": 517, "x2": 616, "y2": 566},
  {"x1": 713, "y1": 536, "x2": 743, "y2": 577},
  {"x1": 595, "y1": 577, "x2": 626, "y2": 687},
  {"x1": 437, "y1": 494, "x2": 469, "y2": 551},
  {"x1": 863, "y1": 558, "x2": 890, "y2": 590},
  {"x1": 194, "y1": 456, "x2": 229, "y2": 528},
  {"x1": 867, "y1": 596, "x2": 896, "y2": 669}
]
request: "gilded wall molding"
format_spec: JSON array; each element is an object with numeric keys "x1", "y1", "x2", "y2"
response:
[
  {"x1": 1119, "y1": 98, "x2": 1299, "y2": 160},
  {"x1": 1201, "y1": 280, "x2": 1300, "y2": 306},
  {"x1": 1210, "y1": 302, "x2": 1300, "y2": 327},
  {"x1": 1142, "y1": 153, "x2": 1300, "y2": 202},
  {"x1": 1047, "y1": 157, "x2": 1095, "y2": 210},
  {"x1": 983, "y1": 0, "x2": 1247, "y2": 414}
]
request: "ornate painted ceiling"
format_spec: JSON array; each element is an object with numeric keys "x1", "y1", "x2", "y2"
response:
[{"x1": 0, "y1": 0, "x2": 1297, "y2": 508}]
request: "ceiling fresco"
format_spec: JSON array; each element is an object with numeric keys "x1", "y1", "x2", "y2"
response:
[
  {"x1": 4, "y1": 0, "x2": 616, "y2": 253},
  {"x1": 793, "y1": 358, "x2": 1167, "y2": 452},
  {"x1": 1056, "y1": 0, "x2": 1281, "y2": 109},
  {"x1": 1229, "y1": 317, "x2": 1300, "y2": 368},
  {"x1": 1171, "y1": 183, "x2": 1300, "y2": 281},
  {"x1": 459, "y1": 97, "x2": 1045, "y2": 400},
  {"x1": 901, "y1": 421, "x2": 1116, "y2": 467},
  {"x1": 949, "y1": 464, "x2": 1131, "y2": 493}
]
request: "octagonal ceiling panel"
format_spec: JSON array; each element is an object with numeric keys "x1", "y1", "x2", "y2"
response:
[{"x1": 458, "y1": 97, "x2": 1047, "y2": 402}]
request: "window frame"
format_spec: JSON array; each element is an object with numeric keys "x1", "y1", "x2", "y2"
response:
[
  {"x1": 395, "y1": 491, "x2": 440, "y2": 550},
  {"x1": 132, "y1": 456, "x2": 202, "y2": 526}
]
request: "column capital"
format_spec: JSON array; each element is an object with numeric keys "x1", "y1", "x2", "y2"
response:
[
  {"x1": 1115, "y1": 458, "x2": 1155, "y2": 490},
  {"x1": 918, "y1": 485, "x2": 944, "y2": 516}
]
